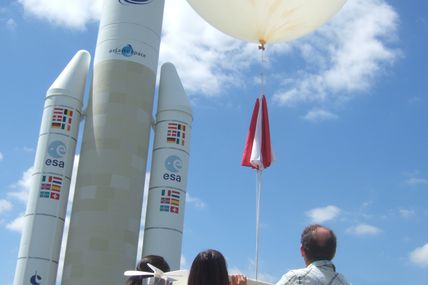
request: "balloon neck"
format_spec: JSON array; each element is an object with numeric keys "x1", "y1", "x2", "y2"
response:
[{"x1": 258, "y1": 40, "x2": 266, "y2": 50}]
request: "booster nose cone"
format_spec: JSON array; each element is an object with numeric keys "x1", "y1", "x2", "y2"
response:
[
  {"x1": 158, "y1": 62, "x2": 192, "y2": 115},
  {"x1": 48, "y1": 50, "x2": 91, "y2": 99}
]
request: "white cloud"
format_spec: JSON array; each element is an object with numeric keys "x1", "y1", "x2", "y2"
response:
[
  {"x1": 6, "y1": 214, "x2": 25, "y2": 233},
  {"x1": 0, "y1": 199, "x2": 12, "y2": 214},
  {"x1": 0, "y1": 151, "x2": 3, "y2": 161},
  {"x1": 406, "y1": 177, "x2": 428, "y2": 186},
  {"x1": 180, "y1": 255, "x2": 187, "y2": 270},
  {"x1": 303, "y1": 108, "x2": 338, "y2": 122},
  {"x1": 3, "y1": 167, "x2": 33, "y2": 233},
  {"x1": 6, "y1": 18, "x2": 16, "y2": 30},
  {"x1": 8, "y1": 167, "x2": 33, "y2": 204},
  {"x1": 407, "y1": 96, "x2": 422, "y2": 104},
  {"x1": 273, "y1": 0, "x2": 399, "y2": 106},
  {"x1": 399, "y1": 208, "x2": 415, "y2": 218},
  {"x1": 236, "y1": 258, "x2": 276, "y2": 282},
  {"x1": 18, "y1": 0, "x2": 102, "y2": 30},
  {"x1": 410, "y1": 243, "x2": 428, "y2": 268},
  {"x1": 22, "y1": 146, "x2": 34, "y2": 153},
  {"x1": 346, "y1": 223, "x2": 381, "y2": 236},
  {"x1": 305, "y1": 205, "x2": 341, "y2": 223},
  {"x1": 186, "y1": 193, "x2": 206, "y2": 209}
]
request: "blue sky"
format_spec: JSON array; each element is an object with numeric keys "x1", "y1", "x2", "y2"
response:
[{"x1": 1, "y1": 0, "x2": 427, "y2": 284}]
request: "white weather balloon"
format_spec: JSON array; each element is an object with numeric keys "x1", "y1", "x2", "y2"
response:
[{"x1": 187, "y1": 0, "x2": 347, "y2": 44}]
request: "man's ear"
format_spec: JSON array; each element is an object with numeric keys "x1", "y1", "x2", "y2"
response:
[{"x1": 301, "y1": 245, "x2": 310, "y2": 266}]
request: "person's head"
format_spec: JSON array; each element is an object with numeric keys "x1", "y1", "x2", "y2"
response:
[
  {"x1": 126, "y1": 255, "x2": 170, "y2": 285},
  {"x1": 136, "y1": 255, "x2": 170, "y2": 273},
  {"x1": 300, "y1": 224, "x2": 337, "y2": 265},
  {"x1": 188, "y1": 249, "x2": 229, "y2": 285}
]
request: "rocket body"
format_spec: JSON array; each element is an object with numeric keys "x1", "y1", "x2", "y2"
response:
[
  {"x1": 142, "y1": 63, "x2": 192, "y2": 270},
  {"x1": 13, "y1": 50, "x2": 90, "y2": 285},
  {"x1": 62, "y1": 1, "x2": 165, "y2": 284}
]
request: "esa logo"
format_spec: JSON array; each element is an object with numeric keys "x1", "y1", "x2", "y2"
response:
[
  {"x1": 163, "y1": 155, "x2": 182, "y2": 182},
  {"x1": 45, "y1": 140, "x2": 66, "y2": 168}
]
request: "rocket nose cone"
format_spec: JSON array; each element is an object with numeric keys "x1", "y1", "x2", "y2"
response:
[
  {"x1": 158, "y1": 62, "x2": 192, "y2": 115},
  {"x1": 48, "y1": 50, "x2": 91, "y2": 100}
]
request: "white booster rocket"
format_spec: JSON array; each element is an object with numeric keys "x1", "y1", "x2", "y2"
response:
[
  {"x1": 62, "y1": 1, "x2": 165, "y2": 285},
  {"x1": 13, "y1": 50, "x2": 90, "y2": 285},
  {"x1": 142, "y1": 63, "x2": 192, "y2": 270}
]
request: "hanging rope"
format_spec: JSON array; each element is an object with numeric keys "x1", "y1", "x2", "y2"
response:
[
  {"x1": 254, "y1": 39, "x2": 267, "y2": 280},
  {"x1": 258, "y1": 40, "x2": 266, "y2": 96},
  {"x1": 255, "y1": 169, "x2": 262, "y2": 280}
]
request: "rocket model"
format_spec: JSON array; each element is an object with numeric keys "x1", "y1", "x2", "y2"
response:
[
  {"x1": 62, "y1": 1, "x2": 165, "y2": 284},
  {"x1": 142, "y1": 63, "x2": 193, "y2": 270},
  {"x1": 14, "y1": 1, "x2": 194, "y2": 284},
  {"x1": 13, "y1": 50, "x2": 90, "y2": 285}
]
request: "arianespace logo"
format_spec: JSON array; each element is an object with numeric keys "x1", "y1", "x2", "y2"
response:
[
  {"x1": 109, "y1": 44, "x2": 146, "y2": 59},
  {"x1": 45, "y1": 140, "x2": 66, "y2": 168},
  {"x1": 119, "y1": 0, "x2": 153, "y2": 5},
  {"x1": 163, "y1": 155, "x2": 182, "y2": 182}
]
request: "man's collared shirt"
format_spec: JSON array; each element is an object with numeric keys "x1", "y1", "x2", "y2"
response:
[{"x1": 276, "y1": 260, "x2": 351, "y2": 285}]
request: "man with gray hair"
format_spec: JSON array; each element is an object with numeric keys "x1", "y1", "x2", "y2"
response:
[{"x1": 276, "y1": 224, "x2": 351, "y2": 285}]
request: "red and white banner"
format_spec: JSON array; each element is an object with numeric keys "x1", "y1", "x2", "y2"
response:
[{"x1": 241, "y1": 95, "x2": 273, "y2": 170}]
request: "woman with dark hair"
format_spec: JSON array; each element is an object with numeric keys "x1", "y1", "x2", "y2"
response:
[
  {"x1": 126, "y1": 255, "x2": 170, "y2": 285},
  {"x1": 188, "y1": 249, "x2": 246, "y2": 285}
]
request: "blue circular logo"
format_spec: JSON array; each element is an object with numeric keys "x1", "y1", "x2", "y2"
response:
[
  {"x1": 30, "y1": 272, "x2": 42, "y2": 285},
  {"x1": 119, "y1": 0, "x2": 153, "y2": 5},
  {"x1": 165, "y1": 155, "x2": 183, "y2": 173},
  {"x1": 121, "y1": 44, "x2": 134, "y2": 57},
  {"x1": 48, "y1": 140, "x2": 67, "y2": 158}
]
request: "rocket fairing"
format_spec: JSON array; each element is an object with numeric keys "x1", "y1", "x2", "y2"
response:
[
  {"x1": 13, "y1": 50, "x2": 90, "y2": 285},
  {"x1": 142, "y1": 63, "x2": 193, "y2": 270},
  {"x1": 62, "y1": 1, "x2": 165, "y2": 284}
]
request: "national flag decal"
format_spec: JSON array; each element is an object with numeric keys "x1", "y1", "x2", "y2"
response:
[
  {"x1": 51, "y1": 107, "x2": 74, "y2": 131},
  {"x1": 39, "y1": 175, "x2": 63, "y2": 200},
  {"x1": 159, "y1": 189, "x2": 181, "y2": 214},
  {"x1": 166, "y1": 122, "x2": 186, "y2": 146}
]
